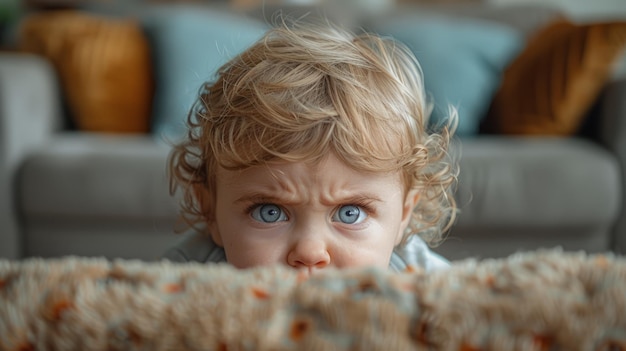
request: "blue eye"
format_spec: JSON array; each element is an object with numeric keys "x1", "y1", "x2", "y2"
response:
[
  {"x1": 251, "y1": 204, "x2": 288, "y2": 223},
  {"x1": 333, "y1": 205, "x2": 367, "y2": 224}
]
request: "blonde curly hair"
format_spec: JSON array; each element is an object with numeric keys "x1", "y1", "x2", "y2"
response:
[{"x1": 168, "y1": 20, "x2": 458, "y2": 246}]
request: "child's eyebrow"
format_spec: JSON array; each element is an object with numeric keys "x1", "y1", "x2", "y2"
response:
[
  {"x1": 234, "y1": 193, "x2": 292, "y2": 205},
  {"x1": 330, "y1": 194, "x2": 384, "y2": 206},
  {"x1": 234, "y1": 192, "x2": 384, "y2": 206}
]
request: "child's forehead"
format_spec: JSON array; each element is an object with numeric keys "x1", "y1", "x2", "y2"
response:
[{"x1": 215, "y1": 153, "x2": 404, "y2": 188}]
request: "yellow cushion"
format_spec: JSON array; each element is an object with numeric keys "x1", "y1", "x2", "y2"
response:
[
  {"x1": 19, "y1": 11, "x2": 153, "y2": 133},
  {"x1": 483, "y1": 19, "x2": 626, "y2": 135}
]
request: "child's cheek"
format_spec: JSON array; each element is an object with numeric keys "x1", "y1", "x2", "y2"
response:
[{"x1": 225, "y1": 238, "x2": 287, "y2": 268}]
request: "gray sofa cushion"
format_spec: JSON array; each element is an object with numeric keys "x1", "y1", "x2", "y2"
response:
[
  {"x1": 17, "y1": 134, "x2": 181, "y2": 260},
  {"x1": 19, "y1": 133, "x2": 178, "y2": 219},
  {"x1": 456, "y1": 136, "x2": 621, "y2": 228}
]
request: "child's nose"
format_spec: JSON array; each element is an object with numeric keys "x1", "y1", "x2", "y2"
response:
[{"x1": 286, "y1": 236, "x2": 331, "y2": 271}]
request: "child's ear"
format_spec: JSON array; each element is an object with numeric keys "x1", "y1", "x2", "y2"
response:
[
  {"x1": 193, "y1": 184, "x2": 223, "y2": 246},
  {"x1": 397, "y1": 189, "x2": 420, "y2": 245}
]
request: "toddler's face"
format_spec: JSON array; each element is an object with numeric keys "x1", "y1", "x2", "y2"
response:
[{"x1": 204, "y1": 153, "x2": 418, "y2": 274}]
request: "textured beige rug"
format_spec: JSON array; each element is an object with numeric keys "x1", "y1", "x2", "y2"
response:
[{"x1": 1, "y1": 249, "x2": 625, "y2": 350}]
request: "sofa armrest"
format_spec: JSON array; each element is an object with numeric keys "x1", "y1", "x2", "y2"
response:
[
  {"x1": 594, "y1": 77, "x2": 626, "y2": 254},
  {"x1": 0, "y1": 53, "x2": 63, "y2": 259}
]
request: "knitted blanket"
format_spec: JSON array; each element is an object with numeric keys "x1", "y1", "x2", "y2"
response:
[{"x1": 1, "y1": 249, "x2": 625, "y2": 351}]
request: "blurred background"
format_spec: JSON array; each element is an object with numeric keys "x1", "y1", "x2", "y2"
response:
[{"x1": 1, "y1": 0, "x2": 626, "y2": 262}]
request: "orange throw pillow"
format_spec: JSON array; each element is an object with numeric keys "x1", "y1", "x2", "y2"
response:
[
  {"x1": 19, "y1": 11, "x2": 153, "y2": 133},
  {"x1": 483, "y1": 19, "x2": 626, "y2": 135}
]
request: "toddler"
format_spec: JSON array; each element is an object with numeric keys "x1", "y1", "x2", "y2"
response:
[{"x1": 163, "y1": 21, "x2": 458, "y2": 274}]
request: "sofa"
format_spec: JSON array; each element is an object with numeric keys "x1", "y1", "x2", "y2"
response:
[{"x1": 1, "y1": 1, "x2": 625, "y2": 262}]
